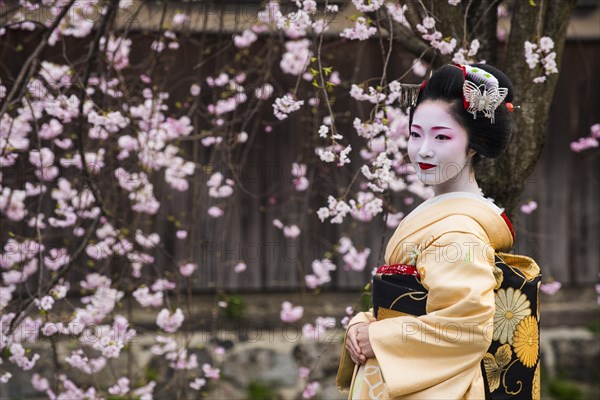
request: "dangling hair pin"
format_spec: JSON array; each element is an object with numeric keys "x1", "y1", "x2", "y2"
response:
[{"x1": 396, "y1": 83, "x2": 422, "y2": 108}]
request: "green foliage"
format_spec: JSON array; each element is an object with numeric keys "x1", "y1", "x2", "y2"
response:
[
  {"x1": 247, "y1": 381, "x2": 275, "y2": 400},
  {"x1": 145, "y1": 365, "x2": 159, "y2": 382},
  {"x1": 220, "y1": 293, "x2": 245, "y2": 320},
  {"x1": 548, "y1": 376, "x2": 583, "y2": 400},
  {"x1": 359, "y1": 284, "x2": 372, "y2": 312},
  {"x1": 586, "y1": 318, "x2": 600, "y2": 334}
]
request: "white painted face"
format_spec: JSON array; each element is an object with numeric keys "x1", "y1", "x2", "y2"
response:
[{"x1": 408, "y1": 100, "x2": 477, "y2": 195}]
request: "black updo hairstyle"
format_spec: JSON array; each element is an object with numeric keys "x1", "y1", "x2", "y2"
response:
[{"x1": 409, "y1": 64, "x2": 515, "y2": 165}]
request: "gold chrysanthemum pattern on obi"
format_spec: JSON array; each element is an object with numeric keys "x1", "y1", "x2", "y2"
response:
[
  {"x1": 513, "y1": 315, "x2": 539, "y2": 368},
  {"x1": 494, "y1": 287, "x2": 531, "y2": 345}
]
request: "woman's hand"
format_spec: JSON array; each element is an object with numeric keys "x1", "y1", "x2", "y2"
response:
[
  {"x1": 346, "y1": 322, "x2": 368, "y2": 365},
  {"x1": 356, "y1": 323, "x2": 375, "y2": 359}
]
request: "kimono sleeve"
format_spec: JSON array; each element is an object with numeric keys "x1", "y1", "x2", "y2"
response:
[
  {"x1": 368, "y1": 231, "x2": 496, "y2": 398},
  {"x1": 336, "y1": 310, "x2": 377, "y2": 392}
]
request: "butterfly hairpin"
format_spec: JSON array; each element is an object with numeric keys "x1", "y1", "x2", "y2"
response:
[{"x1": 462, "y1": 66, "x2": 509, "y2": 123}]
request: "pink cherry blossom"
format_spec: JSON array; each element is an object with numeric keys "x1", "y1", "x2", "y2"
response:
[
  {"x1": 570, "y1": 136, "x2": 598, "y2": 152},
  {"x1": 340, "y1": 17, "x2": 377, "y2": 41},
  {"x1": 280, "y1": 301, "x2": 304, "y2": 322},
  {"x1": 0, "y1": 187, "x2": 28, "y2": 221},
  {"x1": 299, "y1": 366, "x2": 311, "y2": 379},
  {"x1": 255, "y1": 83, "x2": 274, "y2": 100},
  {"x1": 176, "y1": 230, "x2": 188, "y2": 239},
  {"x1": 29, "y1": 148, "x2": 58, "y2": 181},
  {"x1": 541, "y1": 281, "x2": 562, "y2": 295},
  {"x1": 302, "y1": 316, "x2": 336, "y2": 341},
  {"x1": 44, "y1": 247, "x2": 70, "y2": 271},
  {"x1": 108, "y1": 377, "x2": 130, "y2": 396},
  {"x1": 0, "y1": 285, "x2": 16, "y2": 310},
  {"x1": 234, "y1": 29, "x2": 258, "y2": 48},
  {"x1": 302, "y1": 381, "x2": 320, "y2": 399},
  {"x1": 38, "y1": 118, "x2": 63, "y2": 139},
  {"x1": 34, "y1": 295, "x2": 55, "y2": 311},
  {"x1": 273, "y1": 94, "x2": 305, "y2": 120},
  {"x1": 280, "y1": 39, "x2": 312, "y2": 76},
  {"x1": 520, "y1": 200, "x2": 538, "y2": 214},
  {"x1": 590, "y1": 123, "x2": 600, "y2": 138},
  {"x1": 133, "y1": 381, "x2": 156, "y2": 399},
  {"x1": 151, "y1": 278, "x2": 176, "y2": 291},
  {"x1": 50, "y1": 279, "x2": 69, "y2": 299},
  {"x1": 208, "y1": 206, "x2": 224, "y2": 218},
  {"x1": 352, "y1": 0, "x2": 384, "y2": 12},
  {"x1": 135, "y1": 230, "x2": 160, "y2": 248},
  {"x1": 173, "y1": 12, "x2": 190, "y2": 26},
  {"x1": 39, "y1": 61, "x2": 71, "y2": 89},
  {"x1": 234, "y1": 262, "x2": 247, "y2": 273},
  {"x1": 100, "y1": 35, "x2": 131, "y2": 70},
  {"x1": 156, "y1": 308, "x2": 184, "y2": 333},
  {"x1": 31, "y1": 374, "x2": 49, "y2": 392},
  {"x1": 13, "y1": 316, "x2": 42, "y2": 343},
  {"x1": 202, "y1": 363, "x2": 220, "y2": 379},
  {"x1": 207, "y1": 172, "x2": 234, "y2": 198},
  {"x1": 133, "y1": 287, "x2": 164, "y2": 308},
  {"x1": 283, "y1": 225, "x2": 301, "y2": 238},
  {"x1": 65, "y1": 350, "x2": 106, "y2": 374},
  {"x1": 276, "y1": 9, "x2": 312, "y2": 39},
  {"x1": 179, "y1": 263, "x2": 197, "y2": 277},
  {"x1": 41, "y1": 322, "x2": 60, "y2": 336},
  {"x1": 305, "y1": 259, "x2": 336, "y2": 288},
  {"x1": 9, "y1": 343, "x2": 40, "y2": 370},
  {"x1": 190, "y1": 377, "x2": 206, "y2": 390}
]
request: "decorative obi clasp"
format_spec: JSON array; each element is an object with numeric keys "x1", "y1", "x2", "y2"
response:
[{"x1": 376, "y1": 263, "x2": 420, "y2": 278}]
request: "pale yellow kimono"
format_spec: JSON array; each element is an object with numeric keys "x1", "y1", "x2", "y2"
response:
[{"x1": 337, "y1": 192, "x2": 514, "y2": 400}]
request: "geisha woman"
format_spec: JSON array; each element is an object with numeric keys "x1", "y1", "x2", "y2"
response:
[{"x1": 336, "y1": 64, "x2": 541, "y2": 399}]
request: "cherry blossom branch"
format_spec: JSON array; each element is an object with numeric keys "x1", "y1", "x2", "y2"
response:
[
  {"x1": 0, "y1": 0, "x2": 77, "y2": 157},
  {"x1": 6, "y1": 215, "x2": 101, "y2": 337}
]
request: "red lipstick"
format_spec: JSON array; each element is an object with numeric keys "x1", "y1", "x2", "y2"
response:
[{"x1": 418, "y1": 163, "x2": 436, "y2": 170}]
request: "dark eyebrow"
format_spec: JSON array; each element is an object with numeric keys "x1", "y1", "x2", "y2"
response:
[{"x1": 411, "y1": 124, "x2": 453, "y2": 131}]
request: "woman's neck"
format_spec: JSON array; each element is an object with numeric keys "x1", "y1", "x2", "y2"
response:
[{"x1": 432, "y1": 167, "x2": 481, "y2": 197}]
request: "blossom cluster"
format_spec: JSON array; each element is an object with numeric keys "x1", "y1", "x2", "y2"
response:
[
  {"x1": 416, "y1": 16, "x2": 457, "y2": 55},
  {"x1": 338, "y1": 237, "x2": 371, "y2": 272},
  {"x1": 280, "y1": 301, "x2": 304, "y2": 323},
  {"x1": 316, "y1": 191, "x2": 383, "y2": 225},
  {"x1": 302, "y1": 316, "x2": 336, "y2": 341},
  {"x1": 315, "y1": 143, "x2": 352, "y2": 166},
  {"x1": 452, "y1": 39, "x2": 481, "y2": 65},
  {"x1": 305, "y1": 258, "x2": 337, "y2": 288},
  {"x1": 273, "y1": 94, "x2": 305, "y2": 120},
  {"x1": 524, "y1": 36, "x2": 558, "y2": 83},
  {"x1": 340, "y1": 17, "x2": 377, "y2": 41},
  {"x1": 570, "y1": 123, "x2": 599, "y2": 153},
  {"x1": 273, "y1": 218, "x2": 301, "y2": 239}
]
